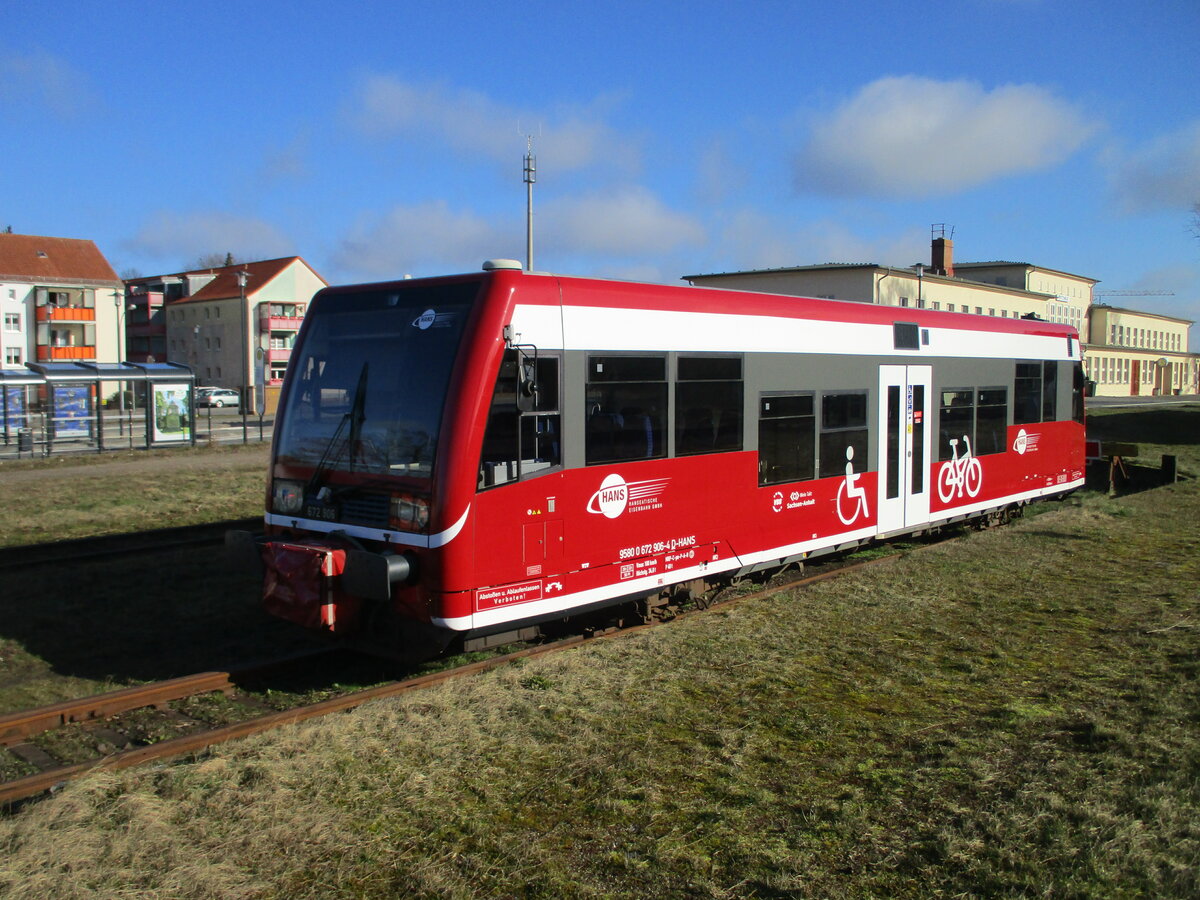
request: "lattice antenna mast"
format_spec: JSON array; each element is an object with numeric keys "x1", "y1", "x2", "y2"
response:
[{"x1": 523, "y1": 134, "x2": 537, "y2": 271}]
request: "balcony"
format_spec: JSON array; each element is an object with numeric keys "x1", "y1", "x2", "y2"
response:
[
  {"x1": 37, "y1": 306, "x2": 96, "y2": 322},
  {"x1": 38, "y1": 345, "x2": 97, "y2": 361},
  {"x1": 267, "y1": 347, "x2": 292, "y2": 363},
  {"x1": 260, "y1": 314, "x2": 304, "y2": 331}
]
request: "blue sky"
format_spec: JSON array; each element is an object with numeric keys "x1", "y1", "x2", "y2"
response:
[{"x1": 3, "y1": 0, "x2": 1199, "y2": 348}]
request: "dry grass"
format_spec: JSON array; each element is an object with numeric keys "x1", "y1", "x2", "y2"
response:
[
  {"x1": 0, "y1": 444, "x2": 268, "y2": 547},
  {"x1": 2, "y1": 471, "x2": 1197, "y2": 897},
  {"x1": 1, "y1": 406, "x2": 1196, "y2": 897}
]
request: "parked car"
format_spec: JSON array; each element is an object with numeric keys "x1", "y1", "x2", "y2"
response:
[{"x1": 195, "y1": 387, "x2": 241, "y2": 408}]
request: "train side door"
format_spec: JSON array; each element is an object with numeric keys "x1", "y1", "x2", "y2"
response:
[{"x1": 876, "y1": 365, "x2": 932, "y2": 534}]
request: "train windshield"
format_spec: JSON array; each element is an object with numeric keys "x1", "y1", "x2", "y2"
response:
[{"x1": 275, "y1": 281, "x2": 480, "y2": 479}]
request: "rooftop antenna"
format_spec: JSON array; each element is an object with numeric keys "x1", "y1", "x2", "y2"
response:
[{"x1": 521, "y1": 127, "x2": 539, "y2": 271}]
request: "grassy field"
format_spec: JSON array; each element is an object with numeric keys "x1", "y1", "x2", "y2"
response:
[
  {"x1": 0, "y1": 443, "x2": 269, "y2": 547},
  {"x1": 0, "y1": 405, "x2": 1197, "y2": 897}
]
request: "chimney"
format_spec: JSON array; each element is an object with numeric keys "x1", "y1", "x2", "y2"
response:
[{"x1": 930, "y1": 224, "x2": 954, "y2": 277}]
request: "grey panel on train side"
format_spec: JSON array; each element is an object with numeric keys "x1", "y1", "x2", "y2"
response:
[{"x1": 553, "y1": 347, "x2": 1066, "y2": 477}]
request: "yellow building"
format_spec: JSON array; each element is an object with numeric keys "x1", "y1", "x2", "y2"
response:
[
  {"x1": 685, "y1": 233, "x2": 1197, "y2": 397},
  {"x1": 1085, "y1": 305, "x2": 1197, "y2": 397}
]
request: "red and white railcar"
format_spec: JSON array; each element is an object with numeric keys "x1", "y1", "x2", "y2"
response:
[{"x1": 238, "y1": 261, "x2": 1086, "y2": 656}]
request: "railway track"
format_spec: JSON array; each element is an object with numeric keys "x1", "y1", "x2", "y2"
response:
[
  {"x1": 0, "y1": 551, "x2": 904, "y2": 807},
  {"x1": 0, "y1": 518, "x2": 262, "y2": 572}
]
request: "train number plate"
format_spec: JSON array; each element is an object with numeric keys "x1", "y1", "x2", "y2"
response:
[{"x1": 304, "y1": 503, "x2": 339, "y2": 522}]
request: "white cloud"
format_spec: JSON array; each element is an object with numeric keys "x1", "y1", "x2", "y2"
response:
[
  {"x1": 795, "y1": 76, "x2": 1097, "y2": 198},
  {"x1": 126, "y1": 211, "x2": 293, "y2": 267},
  {"x1": 542, "y1": 187, "x2": 706, "y2": 257},
  {"x1": 333, "y1": 201, "x2": 518, "y2": 279},
  {"x1": 715, "y1": 210, "x2": 926, "y2": 273},
  {"x1": 349, "y1": 76, "x2": 637, "y2": 172},
  {"x1": 0, "y1": 49, "x2": 96, "y2": 119},
  {"x1": 1106, "y1": 121, "x2": 1200, "y2": 213}
]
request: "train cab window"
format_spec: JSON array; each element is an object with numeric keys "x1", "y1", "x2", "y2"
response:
[
  {"x1": 1015, "y1": 361, "x2": 1057, "y2": 424},
  {"x1": 676, "y1": 356, "x2": 743, "y2": 456},
  {"x1": 818, "y1": 392, "x2": 869, "y2": 479},
  {"x1": 586, "y1": 355, "x2": 667, "y2": 465},
  {"x1": 758, "y1": 393, "x2": 815, "y2": 485},
  {"x1": 478, "y1": 350, "x2": 561, "y2": 489}
]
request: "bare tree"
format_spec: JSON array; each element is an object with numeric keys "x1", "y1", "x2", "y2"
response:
[{"x1": 192, "y1": 251, "x2": 240, "y2": 270}]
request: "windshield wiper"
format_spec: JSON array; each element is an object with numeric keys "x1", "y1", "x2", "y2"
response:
[{"x1": 307, "y1": 362, "x2": 369, "y2": 496}]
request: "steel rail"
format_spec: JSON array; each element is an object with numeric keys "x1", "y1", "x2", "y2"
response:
[
  {"x1": 0, "y1": 649, "x2": 332, "y2": 747},
  {"x1": 1, "y1": 552, "x2": 905, "y2": 806}
]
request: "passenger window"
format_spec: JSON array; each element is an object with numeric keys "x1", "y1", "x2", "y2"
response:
[
  {"x1": 1042, "y1": 360, "x2": 1058, "y2": 421},
  {"x1": 975, "y1": 388, "x2": 1008, "y2": 455},
  {"x1": 676, "y1": 356, "x2": 743, "y2": 455},
  {"x1": 586, "y1": 355, "x2": 667, "y2": 465},
  {"x1": 938, "y1": 387, "x2": 1007, "y2": 460},
  {"x1": 1071, "y1": 363, "x2": 1086, "y2": 424},
  {"x1": 1015, "y1": 361, "x2": 1057, "y2": 424},
  {"x1": 478, "y1": 350, "x2": 560, "y2": 489},
  {"x1": 938, "y1": 389, "x2": 974, "y2": 461},
  {"x1": 818, "y1": 392, "x2": 869, "y2": 479},
  {"x1": 758, "y1": 393, "x2": 815, "y2": 485}
]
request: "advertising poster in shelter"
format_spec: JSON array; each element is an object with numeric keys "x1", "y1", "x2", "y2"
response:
[
  {"x1": 52, "y1": 385, "x2": 91, "y2": 438},
  {"x1": 3, "y1": 386, "x2": 26, "y2": 438},
  {"x1": 152, "y1": 383, "x2": 191, "y2": 443}
]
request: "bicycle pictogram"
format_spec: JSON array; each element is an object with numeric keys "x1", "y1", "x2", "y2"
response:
[
  {"x1": 835, "y1": 446, "x2": 870, "y2": 525},
  {"x1": 937, "y1": 434, "x2": 983, "y2": 503}
]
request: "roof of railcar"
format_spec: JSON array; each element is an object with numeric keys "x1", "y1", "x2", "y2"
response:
[{"x1": 311, "y1": 265, "x2": 1081, "y2": 342}]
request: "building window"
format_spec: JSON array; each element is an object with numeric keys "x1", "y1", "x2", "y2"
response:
[
  {"x1": 4, "y1": 347, "x2": 21, "y2": 365},
  {"x1": 4, "y1": 313, "x2": 19, "y2": 331}
]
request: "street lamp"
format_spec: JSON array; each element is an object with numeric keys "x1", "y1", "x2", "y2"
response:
[
  {"x1": 236, "y1": 269, "x2": 251, "y2": 443},
  {"x1": 112, "y1": 290, "x2": 127, "y2": 433}
]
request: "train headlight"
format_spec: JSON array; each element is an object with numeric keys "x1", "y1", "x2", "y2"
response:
[
  {"x1": 272, "y1": 479, "x2": 305, "y2": 515},
  {"x1": 390, "y1": 493, "x2": 430, "y2": 532}
]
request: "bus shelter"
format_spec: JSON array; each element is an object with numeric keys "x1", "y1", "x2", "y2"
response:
[
  {"x1": 17, "y1": 361, "x2": 196, "y2": 454},
  {"x1": 1, "y1": 368, "x2": 42, "y2": 450}
]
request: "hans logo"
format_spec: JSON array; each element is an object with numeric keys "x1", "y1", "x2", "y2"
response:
[
  {"x1": 586, "y1": 474, "x2": 670, "y2": 519},
  {"x1": 412, "y1": 308, "x2": 437, "y2": 330},
  {"x1": 587, "y1": 474, "x2": 628, "y2": 519},
  {"x1": 1012, "y1": 428, "x2": 1041, "y2": 455}
]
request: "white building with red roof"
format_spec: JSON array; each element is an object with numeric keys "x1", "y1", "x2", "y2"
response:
[
  {"x1": 0, "y1": 232, "x2": 124, "y2": 370},
  {"x1": 125, "y1": 257, "x2": 326, "y2": 410}
]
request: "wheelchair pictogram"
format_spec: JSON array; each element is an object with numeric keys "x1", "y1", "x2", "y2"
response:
[
  {"x1": 835, "y1": 446, "x2": 870, "y2": 525},
  {"x1": 937, "y1": 435, "x2": 983, "y2": 503}
]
